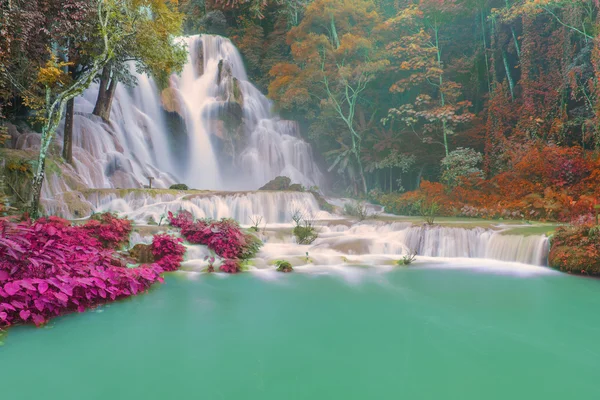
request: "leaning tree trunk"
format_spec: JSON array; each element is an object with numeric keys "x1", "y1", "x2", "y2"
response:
[
  {"x1": 63, "y1": 97, "x2": 74, "y2": 164},
  {"x1": 30, "y1": 98, "x2": 64, "y2": 218},
  {"x1": 92, "y1": 66, "x2": 117, "y2": 122},
  {"x1": 29, "y1": 0, "x2": 113, "y2": 218}
]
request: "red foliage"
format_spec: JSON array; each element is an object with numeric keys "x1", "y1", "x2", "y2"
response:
[
  {"x1": 549, "y1": 224, "x2": 600, "y2": 276},
  {"x1": 151, "y1": 234, "x2": 186, "y2": 272},
  {"x1": 219, "y1": 259, "x2": 241, "y2": 274},
  {"x1": 381, "y1": 144, "x2": 600, "y2": 223},
  {"x1": 0, "y1": 217, "x2": 167, "y2": 328},
  {"x1": 168, "y1": 211, "x2": 261, "y2": 260},
  {"x1": 82, "y1": 213, "x2": 132, "y2": 249}
]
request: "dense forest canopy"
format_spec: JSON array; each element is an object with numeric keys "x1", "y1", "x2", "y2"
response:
[{"x1": 2, "y1": 0, "x2": 600, "y2": 222}]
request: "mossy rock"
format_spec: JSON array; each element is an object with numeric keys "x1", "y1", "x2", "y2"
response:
[
  {"x1": 309, "y1": 190, "x2": 334, "y2": 212},
  {"x1": 129, "y1": 244, "x2": 155, "y2": 264},
  {"x1": 275, "y1": 260, "x2": 293, "y2": 273},
  {"x1": 53, "y1": 191, "x2": 93, "y2": 219},
  {"x1": 169, "y1": 183, "x2": 189, "y2": 190},
  {"x1": 259, "y1": 176, "x2": 291, "y2": 191},
  {"x1": 288, "y1": 183, "x2": 304, "y2": 192}
]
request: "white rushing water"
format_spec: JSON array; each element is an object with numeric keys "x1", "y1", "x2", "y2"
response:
[
  {"x1": 14, "y1": 34, "x2": 323, "y2": 199},
  {"x1": 84, "y1": 189, "x2": 548, "y2": 267},
  {"x1": 9, "y1": 32, "x2": 549, "y2": 269}
]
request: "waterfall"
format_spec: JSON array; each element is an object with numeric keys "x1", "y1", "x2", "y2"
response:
[
  {"x1": 14, "y1": 34, "x2": 323, "y2": 199},
  {"x1": 318, "y1": 223, "x2": 550, "y2": 266},
  {"x1": 60, "y1": 190, "x2": 327, "y2": 225}
]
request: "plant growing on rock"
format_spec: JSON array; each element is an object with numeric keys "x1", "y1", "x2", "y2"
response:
[
  {"x1": 204, "y1": 255, "x2": 216, "y2": 273},
  {"x1": 167, "y1": 211, "x2": 263, "y2": 274},
  {"x1": 249, "y1": 215, "x2": 263, "y2": 232},
  {"x1": 291, "y1": 210, "x2": 318, "y2": 245},
  {"x1": 419, "y1": 200, "x2": 440, "y2": 225},
  {"x1": 220, "y1": 259, "x2": 241, "y2": 274},
  {"x1": 397, "y1": 250, "x2": 417, "y2": 266},
  {"x1": 151, "y1": 234, "x2": 186, "y2": 272},
  {"x1": 344, "y1": 200, "x2": 373, "y2": 221},
  {"x1": 549, "y1": 224, "x2": 600, "y2": 276},
  {"x1": 275, "y1": 260, "x2": 293, "y2": 272}
]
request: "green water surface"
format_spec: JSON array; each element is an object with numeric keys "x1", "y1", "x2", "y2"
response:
[{"x1": 1, "y1": 266, "x2": 599, "y2": 399}]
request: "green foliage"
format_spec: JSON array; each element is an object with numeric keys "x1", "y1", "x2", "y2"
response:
[
  {"x1": 275, "y1": 260, "x2": 293, "y2": 272},
  {"x1": 239, "y1": 233, "x2": 263, "y2": 260},
  {"x1": 419, "y1": 200, "x2": 440, "y2": 225},
  {"x1": 170, "y1": 184, "x2": 189, "y2": 190},
  {"x1": 343, "y1": 200, "x2": 372, "y2": 221},
  {"x1": 397, "y1": 250, "x2": 417, "y2": 266},
  {"x1": 440, "y1": 148, "x2": 484, "y2": 188},
  {"x1": 292, "y1": 210, "x2": 318, "y2": 244}
]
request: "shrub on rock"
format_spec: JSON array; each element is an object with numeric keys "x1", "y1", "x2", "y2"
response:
[
  {"x1": 549, "y1": 224, "x2": 600, "y2": 275},
  {"x1": 170, "y1": 184, "x2": 189, "y2": 190}
]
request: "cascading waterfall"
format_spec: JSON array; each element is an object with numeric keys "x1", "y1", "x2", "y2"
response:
[
  {"x1": 14, "y1": 34, "x2": 323, "y2": 198},
  {"x1": 316, "y1": 222, "x2": 550, "y2": 266},
  {"x1": 9, "y1": 32, "x2": 550, "y2": 268},
  {"x1": 82, "y1": 190, "x2": 326, "y2": 225}
]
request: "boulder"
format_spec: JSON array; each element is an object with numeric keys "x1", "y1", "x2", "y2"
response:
[
  {"x1": 129, "y1": 244, "x2": 155, "y2": 264},
  {"x1": 161, "y1": 87, "x2": 185, "y2": 117},
  {"x1": 259, "y1": 176, "x2": 291, "y2": 191}
]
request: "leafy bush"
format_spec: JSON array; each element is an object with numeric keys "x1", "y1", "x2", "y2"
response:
[
  {"x1": 343, "y1": 200, "x2": 372, "y2": 221},
  {"x1": 419, "y1": 200, "x2": 440, "y2": 225},
  {"x1": 397, "y1": 250, "x2": 417, "y2": 266},
  {"x1": 167, "y1": 211, "x2": 263, "y2": 274},
  {"x1": 549, "y1": 224, "x2": 600, "y2": 275},
  {"x1": 151, "y1": 234, "x2": 186, "y2": 272},
  {"x1": 275, "y1": 260, "x2": 293, "y2": 272},
  {"x1": 293, "y1": 225, "x2": 318, "y2": 244},
  {"x1": 0, "y1": 217, "x2": 168, "y2": 328},
  {"x1": 291, "y1": 210, "x2": 318, "y2": 245},
  {"x1": 169, "y1": 184, "x2": 189, "y2": 190},
  {"x1": 440, "y1": 147, "x2": 484, "y2": 188},
  {"x1": 219, "y1": 259, "x2": 241, "y2": 274},
  {"x1": 83, "y1": 213, "x2": 132, "y2": 249}
]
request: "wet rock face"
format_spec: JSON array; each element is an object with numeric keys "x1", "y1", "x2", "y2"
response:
[
  {"x1": 161, "y1": 87, "x2": 185, "y2": 117},
  {"x1": 194, "y1": 38, "x2": 204, "y2": 76},
  {"x1": 129, "y1": 244, "x2": 155, "y2": 264},
  {"x1": 259, "y1": 176, "x2": 291, "y2": 191}
]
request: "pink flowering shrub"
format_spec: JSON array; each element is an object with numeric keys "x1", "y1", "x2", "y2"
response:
[
  {"x1": 82, "y1": 213, "x2": 132, "y2": 249},
  {"x1": 151, "y1": 234, "x2": 186, "y2": 272},
  {"x1": 168, "y1": 212, "x2": 262, "y2": 260},
  {"x1": 219, "y1": 259, "x2": 241, "y2": 274},
  {"x1": 0, "y1": 216, "x2": 174, "y2": 328}
]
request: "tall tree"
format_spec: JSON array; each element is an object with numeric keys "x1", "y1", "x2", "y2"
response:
[
  {"x1": 383, "y1": 0, "x2": 474, "y2": 157},
  {"x1": 269, "y1": 0, "x2": 387, "y2": 193},
  {"x1": 91, "y1": 0, "x2": 187, "y2": 122}
]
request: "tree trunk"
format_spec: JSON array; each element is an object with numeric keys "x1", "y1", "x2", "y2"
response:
[
  {"x1": 30, "y1": 158, "x2": 46, "y2": 218},
  {"x1": 502, "y1": 50, "x2": 515, "y2": 100},
  {"x1": 93, "y1": 66, "x2": 117, "y2": 122},
  {"x1": 63, "y1": 97, "x2": 74, "y2": 163}
]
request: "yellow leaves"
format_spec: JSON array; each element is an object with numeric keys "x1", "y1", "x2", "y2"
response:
[{"x1": 37, "y1": 56, "x2": 73, "y2": 88}]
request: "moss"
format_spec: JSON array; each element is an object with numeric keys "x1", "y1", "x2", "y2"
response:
[
  {"x1": 309, "y1": 190, "x2": 334, "y2": 212},
  {"x1": 259, "y1": 176, "x2": 291, "y2": 191},
  {"x1": 275, "y1": 260, "x2": 293, "y2": 272}
]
